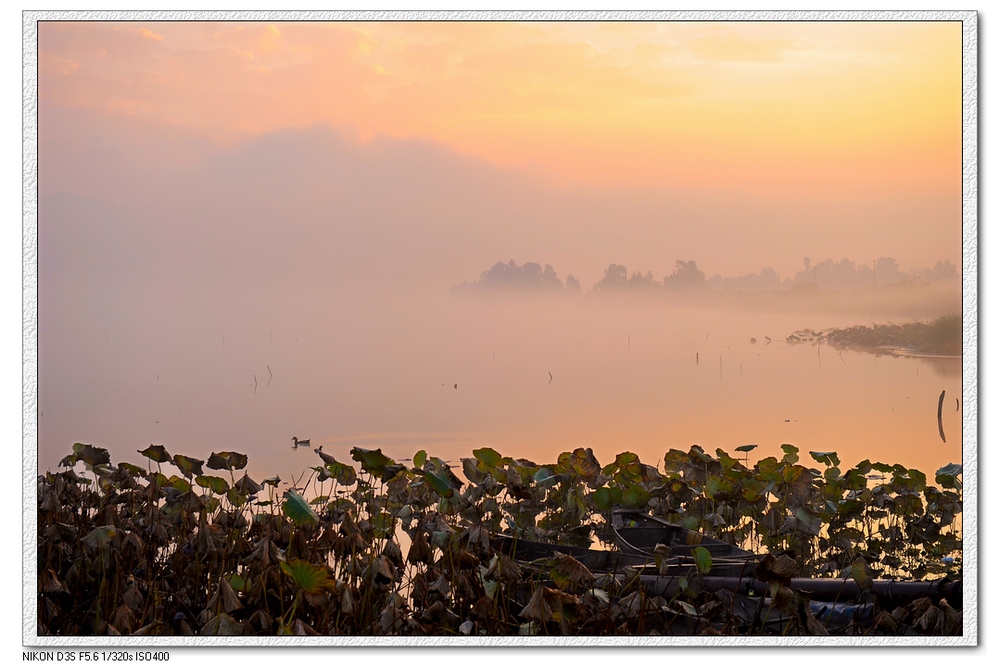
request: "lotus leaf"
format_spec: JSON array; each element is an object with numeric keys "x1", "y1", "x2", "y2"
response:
[
  {"x1": 195, "y1": 474, "x2": 229, "y2": 495},
  {"x1": 620, "y1": 482, "x2": 651, "y2": 508},
  {"x1": 592, "y1": 486, "x2": 616, "y2": 511},
  {"x1": 83, "y1": 525, "x2": 117, "y2": 549},
  {"x1": 351, "y1": 447, "x2": 393, "y2": 477},
  {"x1": 137, "y1": 444, "x2": 171, "y2": 463},
  {"x1": 282, "y1": 490, "x2": 319, "y2": 526},
  {"x1": 166, "y1": 476, "x2": 191, "y2": 493},
  {"x1": 548, "y1": 552, "x2": 594, "y2": 589},
  {"x1": 690, "y1": 546, "x2": 713, "y2": 574},
  {"x1": 780, "y1": 443, "x2": 799, "y2": 463},
  {"x1": 809, "y1": 451, "x2": 841, "y2": 467},
  {"x1": 280, "y1": 559, "x2": 332, "y2": 594},
  {"x1": 473, "y1": 447, "x2": 504, "y2": 470},
  {"x1": 173, "y1": 455, "x2": 205, "y2": 478},
  {"x1": 412, "y1": 449, "x2": 427, "y2": 469},
  {"x1": 73, "y1": 443, "x2": 111, "y2": 467},
  {"x1": 846, "y1": 557, "x2": 873, "y2": 590},
  {"x1": 935, "y1": 462, "x2": 962, "y2": 490},
  {"x1": 207, "y1": 451, "x2": 248, "y2": 471}
]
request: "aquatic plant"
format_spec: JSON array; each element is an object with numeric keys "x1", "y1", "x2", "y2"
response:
[
  {"x1": 787, "y1": 314, "x2": 962, "y2": 357},
  {"x1": 36, "y1": 441, "x2": 962, "y2": 636}
]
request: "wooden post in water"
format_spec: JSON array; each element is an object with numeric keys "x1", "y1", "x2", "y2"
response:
[{"x1": 937, "y1": 390, "x2": 946, "y2": 443}]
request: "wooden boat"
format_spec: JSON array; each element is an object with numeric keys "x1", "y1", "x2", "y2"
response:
[
  {"x1": 610, "y1": 506, "x2": 757, "y2": 562},
  {"x1": 493, "y1": 507, "x2": 759, "y2": 577}
]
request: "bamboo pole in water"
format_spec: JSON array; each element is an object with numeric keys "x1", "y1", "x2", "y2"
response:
[{"x1": 938, "y1": 390, "x2": 947, "y2": 443}]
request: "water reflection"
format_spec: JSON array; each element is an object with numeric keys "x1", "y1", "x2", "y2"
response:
[
  {"x1": 914, "y1": 355, "x2": 963, "y2": 379},
  {"x1": 37, "y1": 292, "x2": 964, "y2": 485}
]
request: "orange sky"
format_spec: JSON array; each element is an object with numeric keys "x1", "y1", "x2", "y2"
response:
[{"x1": 39, "y1": 20, "x2": 961, "y2": 195}]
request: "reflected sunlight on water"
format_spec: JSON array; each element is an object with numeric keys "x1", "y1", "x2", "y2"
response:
[{"x1": 37, "y1": 292, "x2": 963, "y2": 483}]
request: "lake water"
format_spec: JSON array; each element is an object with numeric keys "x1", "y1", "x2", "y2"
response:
[{"x1": 36, "y1": 287, "x2": 964, "y2": 485}]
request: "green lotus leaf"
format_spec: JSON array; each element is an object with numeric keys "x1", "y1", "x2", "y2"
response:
[
  {"x1": 412, "y1": 449, "x2": 427, "y2": 469},
  {"x1": 166, "y1": 476, "x2": 191, "y2": 493},
  {"x1": 621, "y1": 482, "x2": 651, "y2": 508},
  {"x1": 225, "y1": 573, "x2": 247, "y2": 592},
  {"x1": 533, "y1": 467, "x2": 560, "y2": 487},
  {"x1": 334, "y1": 463, "x2": 357, "y2": 486},
  {"x1": 282, "y1": 490, "x2": 319, "y2": 526},
  {"x1": 381, "y1": 464, "x2": 407, "y2": 483},
  {"x1": 138, "y1": 444, "x2": 171, "y2": 464},
  {"x1": 935, "y1": 462, "x2": 963, "y2": 490},
  {"x1": 195, "y1": 474, "x2": 229, "y2": 495},
  {"x1": 937, "y1": 462, "x2": 962, "y2": 478},
  {"x1": 568, "y1": 448, "x2": 601, "y2": 480},
  {"x1": 593, "y1": 486, "x2": 614, "y2": 511},
  {"x1": 735, "y1": 444, "x2": 758, "y2": 453},
  {"x1": 846, "y1": 557, "x2": 873, "y2": 591},
  {"x1": 809, "y1": 451, "x2": 840, "y2": 467},
  {"x1": 118, "y1": 462, "x2": 145, "y2": 477},
  {"x1": 462, "y1": 458, "x2": 485, "y2": 484},
  {"x1": 173, "y1": 455, "x2": 205, "y2": 478},
  {"x1": 351, "y1": 447, "x2": 393, "y2": 477},
  {"x1": 280, "y1": 559, "x2": 331, "y2": 595},
  {"x1": 418, "y1": 468, "x2": 461, "y2": 498},
  {"x1": 226, "y1": 488, "x2": 249, "y2": 507},
  {"x1": 372, "y1": 511, "x2": 396, "y2": 538},
  {"x1": 686, "y1": 446, "x2": 711, "y2": 464},
  {"x1": 473, "y1": 447, "x2": 504, "y2": 470},
  {"x1": 692, "y1": 546, "x2": 713, "y2": 575},
  {"x1": 662, "y1": 449, "x2": 689, "y2": 472}
]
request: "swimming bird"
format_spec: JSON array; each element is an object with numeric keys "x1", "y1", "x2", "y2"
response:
[{"x1": 292, "y1": 436, "x2": 310, "y2": 450}]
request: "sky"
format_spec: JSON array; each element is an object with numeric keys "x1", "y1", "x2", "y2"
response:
[{"x1": 36, "y1": 19, "x2": 963, "y2": 285}]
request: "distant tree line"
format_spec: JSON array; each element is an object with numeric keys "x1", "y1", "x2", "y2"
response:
[
  {"x1": 452, "y1": 257, "x2": 958, "y2": 296},
  {"x1": 450, "y1": 260, "x2": 581, "y2": 295},
  {"x1": 592, "y1": 260, "x2": 707, "y2": 291}
]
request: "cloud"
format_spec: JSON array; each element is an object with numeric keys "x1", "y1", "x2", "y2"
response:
[{"x1": 686, "y1": 32, "x2": 797, "y2": 63}]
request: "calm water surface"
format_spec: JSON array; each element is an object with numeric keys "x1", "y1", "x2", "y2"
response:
[{"x1": 37, "y1": 292, "x2": 964, "y2": 484}]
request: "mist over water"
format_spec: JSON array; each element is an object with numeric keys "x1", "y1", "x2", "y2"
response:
[
  {"x1": 38, "y1": 277, "x2": 962, "y2": 484},
  {"x1": 36, "y1": 123, "x2": 964, "y2": 485}
]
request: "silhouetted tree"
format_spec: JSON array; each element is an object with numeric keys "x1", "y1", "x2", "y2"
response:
[
  {"x1": 662, "y1": 260, "x2": 706, "y2": 289},
  {"x1": 593, "y1": 263, "x2": 629, "y2": 290},
  {"x1": 451, "y1": 260, "x2": 570, "y2": 294}
]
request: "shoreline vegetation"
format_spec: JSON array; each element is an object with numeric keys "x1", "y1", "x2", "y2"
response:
[
  {"x1": 37, "y1": 442, "x2": 962, "y2": 637},
  {"x1": 786, "y1": 314, "x2": 963, "y2": 359}
]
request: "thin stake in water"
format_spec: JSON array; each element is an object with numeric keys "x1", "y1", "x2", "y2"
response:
[{"x1": 937, "y1": 389, "x2": 946, "y2": 443}]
